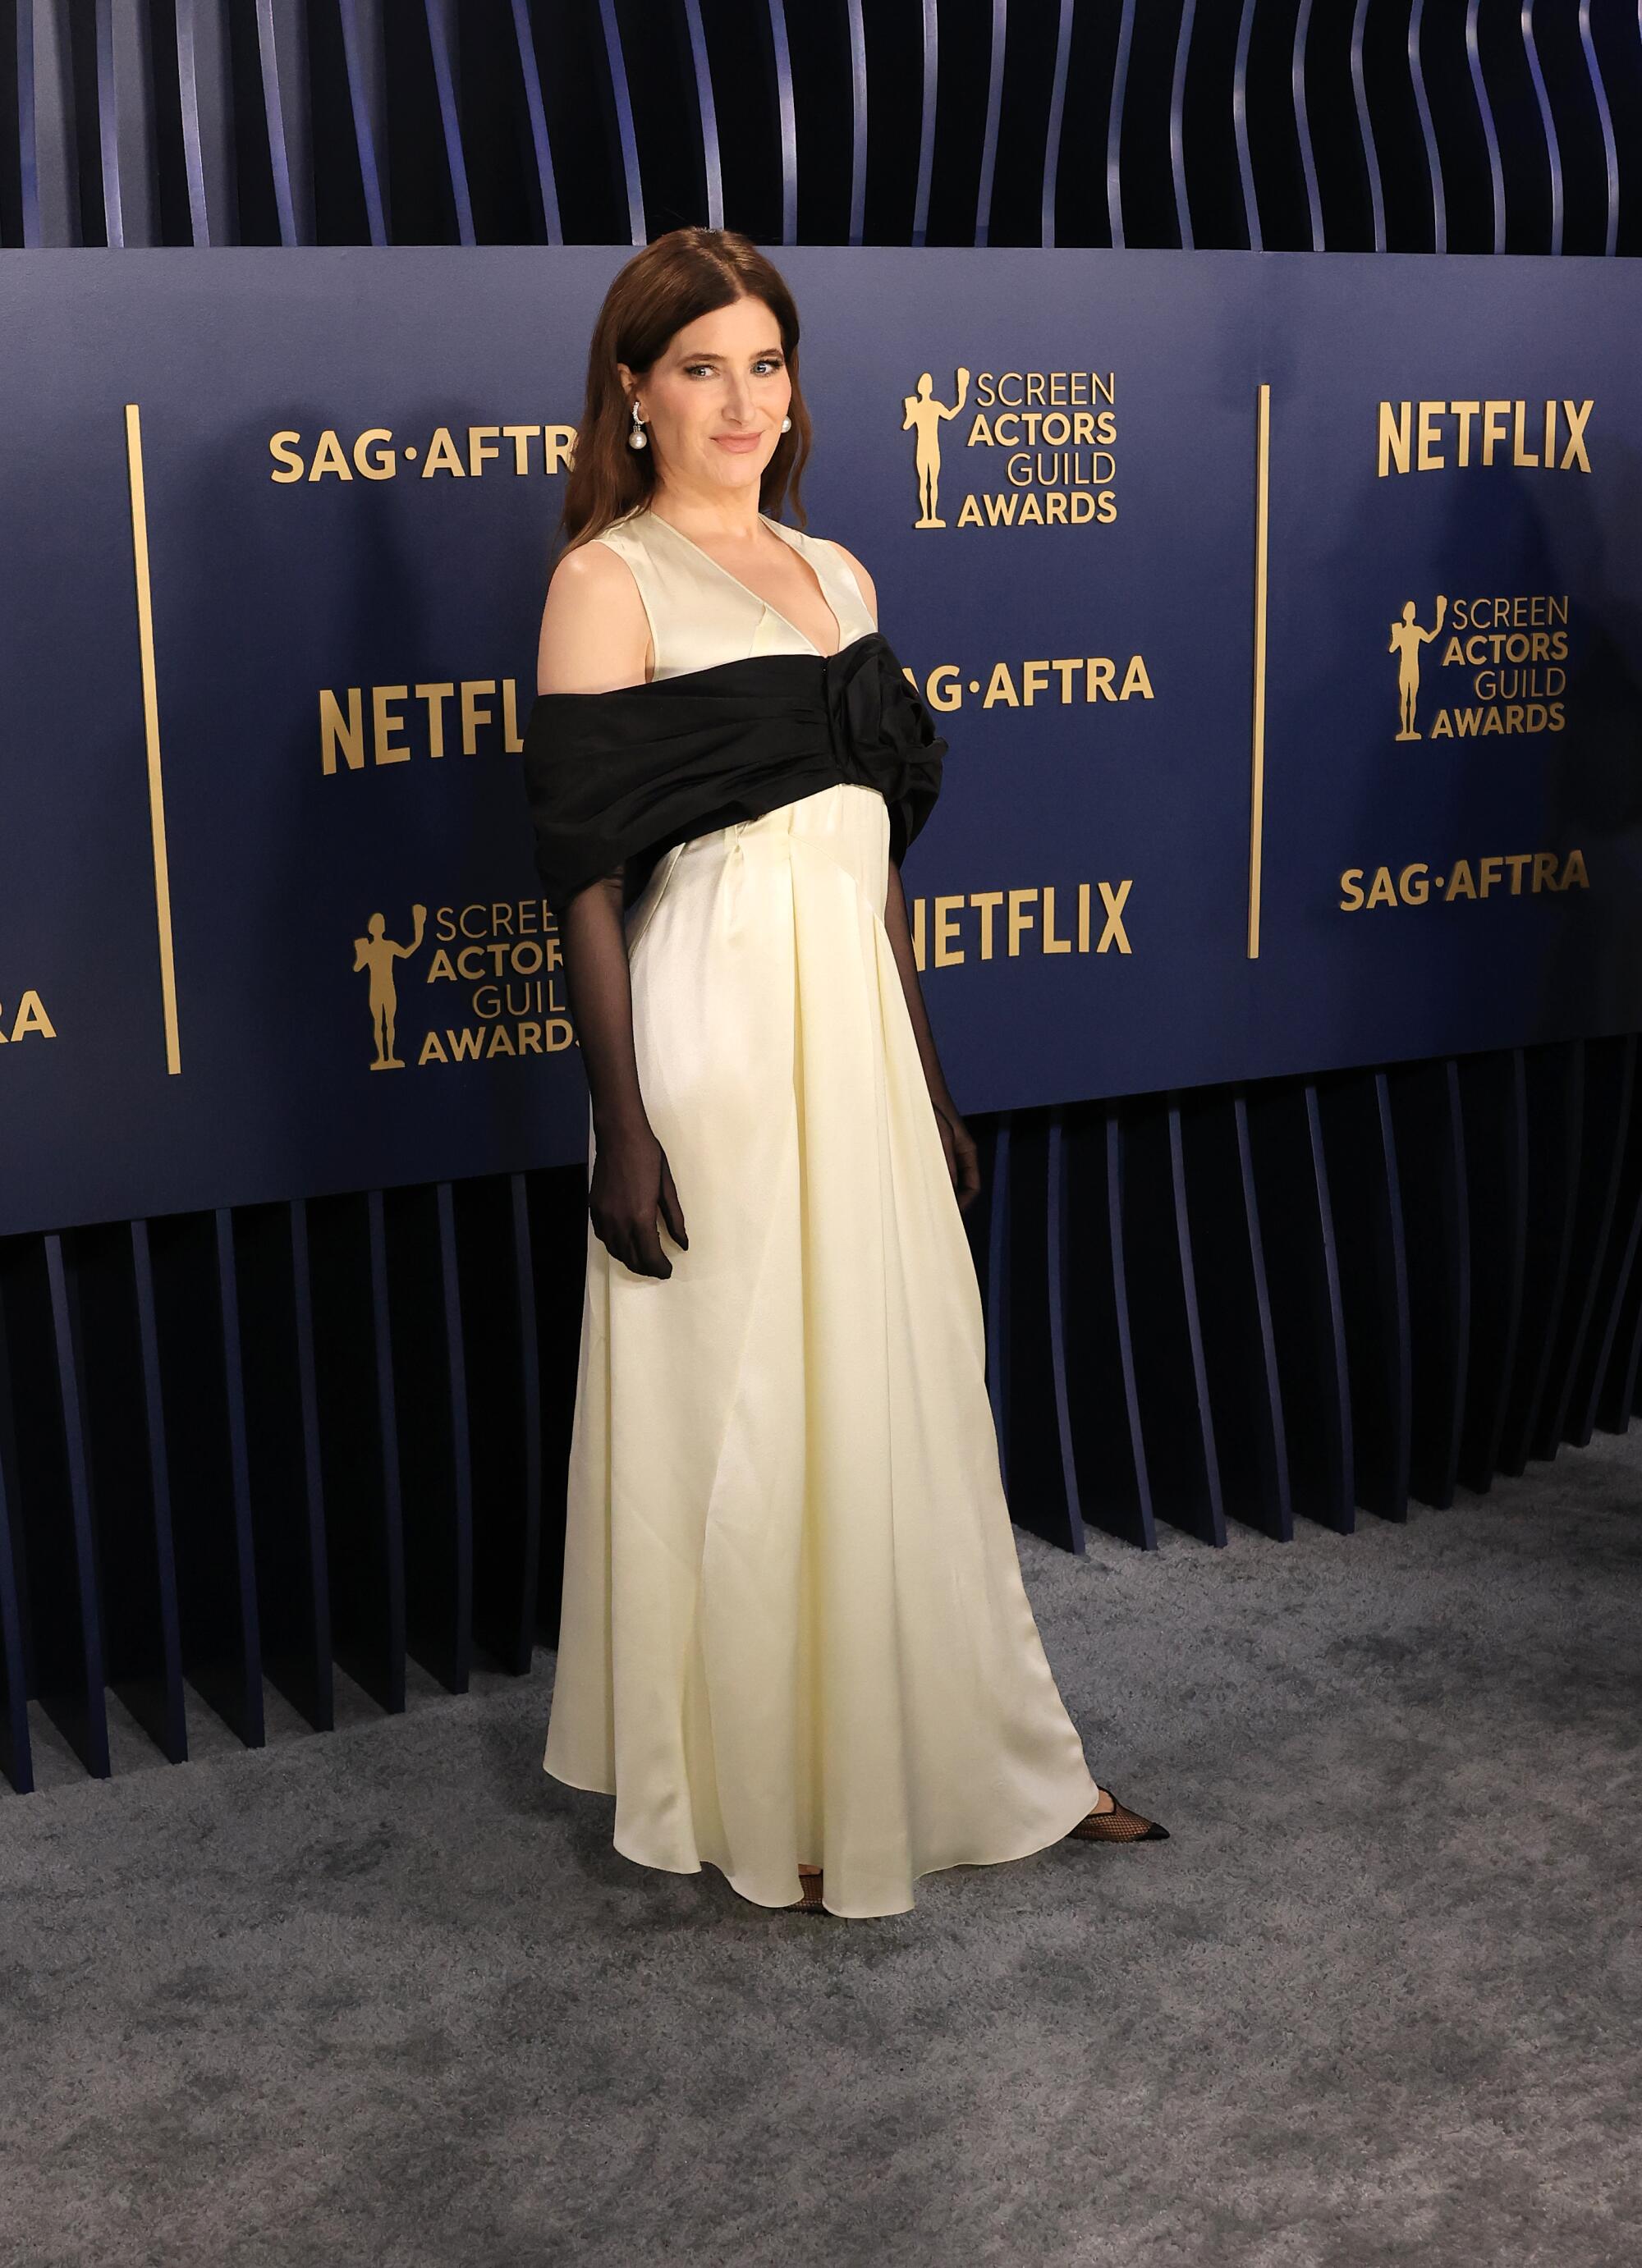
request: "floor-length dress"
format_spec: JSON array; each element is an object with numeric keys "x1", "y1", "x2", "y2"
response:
[{"x1": 543, "y1": 502, "x2": 1101, "y2": 1918}]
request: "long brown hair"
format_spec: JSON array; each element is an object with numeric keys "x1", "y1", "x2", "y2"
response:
[{"x1": 555, "y1": 227, "x2": 812, "y2": 557}]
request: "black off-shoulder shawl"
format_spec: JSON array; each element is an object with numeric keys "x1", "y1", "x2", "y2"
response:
[{"x1": 521, "y1": 629, "x2": 947, "y2": 918}]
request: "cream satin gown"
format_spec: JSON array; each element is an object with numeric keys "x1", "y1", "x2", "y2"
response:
[{"x1": 542, "y1": 502, "x2": 1101, "y2": 1918}]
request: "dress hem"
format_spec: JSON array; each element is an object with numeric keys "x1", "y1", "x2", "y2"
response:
[{"x1": 543, "y1": 1756, "x2": 1103, "y2": 1920}]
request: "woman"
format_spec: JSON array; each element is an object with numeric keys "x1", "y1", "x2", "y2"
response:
[{"x1": 524, "y1": 228, "x2": 1166, "y2": 1921}]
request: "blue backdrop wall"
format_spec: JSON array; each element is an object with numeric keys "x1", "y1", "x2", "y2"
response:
[{"x1": 2, "y1": 0, "x2": 1640, "y2": 1795}]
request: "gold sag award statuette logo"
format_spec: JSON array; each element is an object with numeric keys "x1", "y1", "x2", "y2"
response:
[
  {"x1": 354, "y1": 905, "x2": 426, "y2": 1069},
  {"x1": 905, "y1": 367, "x2": 970, "y2": 527},
  {"x1": 1390, "y1": 594, "x2": 1447, "y2": 739},
  {"x1": 903, "y1": 364, "x2": 1117, "y2": 528}
]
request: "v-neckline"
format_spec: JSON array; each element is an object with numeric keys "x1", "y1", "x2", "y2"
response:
[{"x1": 644, "y1": 506, "x2": 842, "y2": 661}]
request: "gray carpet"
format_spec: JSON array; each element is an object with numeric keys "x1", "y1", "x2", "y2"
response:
[{"x1": 2, "y1": 1434, "x2": 1640, "y2": 2268}]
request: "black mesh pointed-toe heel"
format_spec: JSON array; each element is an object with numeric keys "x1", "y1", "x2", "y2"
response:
[{"x1": 1066, "y1": 1791, "x2": 1170, "y2": 1843}]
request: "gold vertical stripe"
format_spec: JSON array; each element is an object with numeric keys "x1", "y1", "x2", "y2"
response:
[
  {"x1": 1248, "y1": 381, "x2": 1271, "y2": 960},
  {"x1": 124, "y1": 403, "x2": 181, "y2": 1074}
]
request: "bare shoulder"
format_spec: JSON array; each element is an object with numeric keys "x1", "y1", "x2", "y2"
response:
[
  {"x1": 536, "y1": 534, "x2": 652, "y2": 695},
  {"x1": 821, "y1": 536, "x2": 878, "y2": 628}
]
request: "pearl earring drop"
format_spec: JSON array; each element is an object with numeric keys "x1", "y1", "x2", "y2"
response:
[{"x1": 628, "y1": 401, "x2": 648, "y2": 451}]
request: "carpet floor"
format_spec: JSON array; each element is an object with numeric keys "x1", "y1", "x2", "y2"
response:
[{"x1": 2, "y1": 1434, "x2": 1639, "y2": 2267}]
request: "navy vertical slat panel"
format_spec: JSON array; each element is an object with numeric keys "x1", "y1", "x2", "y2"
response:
[
  {"x1": 1103, "y1": 1110, "x2": 1156, "y2": 1546},
  {"x1": 980, "y1": 1113, "x2": 1011, "y2": 1499},
  {"x1": 1119, "y1": 1096, "x2": 1222, "y2": 1545},
  {"x1": 1178, "y1": 1087, "x2": 1290, "y2": 1540},
  {"x1": 1576, "y1": 1045, "x2": 1642, "y2": 1443},
  {"x1": 385, "y1": 1182, "x2": 472, "y2": 1694},
  {"x1": 307, "y1": 1189, "x2": 404, "y2": 1713},
  {"x1": 234, "y1": 1201, "x2": 332, "y2": 1731},
  {"x1": 1596, "y1": 1151, "x2": 1642, "y2": 1435},
  {"x1": 997, "y1": 1112, "x2": 1078, "y2": 1552},
  {"x1": 44, "y1": 1235, "x2": 113, "y2": 1771},
  {"x1": 64, "y1": 1221, "x2": 186, "y2": 1759},
  {"x1": 523, "y1": 1163, "x2": 590, "y2": 1643},
  {"x1": 1061, "y1": 1106, "x2": 1154, "y2": 1550},
  {"x1": 213, "y1": 1208, "x2": 264, "y2": 1741},
  {"x1": 1045, "y1": 1111, "x2": 1088, "y2": 1556},
  {"x1": 1457, "y1": 1047, "x2": 1529, "y2": 1487},
  {"x1": 0, "y1": 1231, "x2": 110, "y2": 1775},
  {"x1": 1168, "y1": 1100, "x2": 1225, "y2": 1542},
  {"x1": 1320, "y1": 1071, "x2": 1411, "y2": 1522},
  {"x1": 286, "y1": 1202, "x2": 334, "y2": 1720},
  {"x1": 1390, "y1": 1058, "x2": 1470, "y2": 1511},
  {"x1": 1245, "y1": 1079, "x2": 1353, "y2": 1533},
  {"x1": 149, "y1": 1211, "x2": 261, "y2": 1743},
  {"x1": 1534, "y1": 1033, "x2": 1635, "y2": 1457},
  {"x1": 1498, "y1": 1040, "x2": 1584, "y2": 1474},
  {"x1": 128, "y1": 1220, "x2": 187, "y2": 1757},
  {"x1": 0, "y1": 1403, "x2": 31, "y2": 1790},
  {"x1": 460, "y1": 1174, "x2": 541, "y2": 1675}
]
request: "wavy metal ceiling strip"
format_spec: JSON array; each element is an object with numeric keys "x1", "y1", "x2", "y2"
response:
[
  {"x1": 1107, "y1": 0, "x2": 1136, "y2": 250},
  {"x1": 1410, "y1": 0, "x2": 1446, "y2": 253},
  {"x1": 1465, "y1": 0, "x2": 1506, "y2": 254},
  {"x1": 846, "y1": 0, "x2": 867, "y2": 246},
  {"x1": 93, "y1": 0, "x2": 123, "y2": 245},
  {"x1": 14, "y1": 0, "x2": 40, "y2": 245},
  {"x1": 1520, "y1": 0, "x2": 1562, "y2": 254},
  {"x1": 767, "y1": 0, "x2": 798, "y2": 245},
  {"x1": 679, "y1": 0, "x2": 721, "y2": 235},
  {"x1": 1293, "y1": 0, "x2": 1325, "y2": 253},
  {"x1": 509, "y1": 0, "x2": 562, "y2": 246},
  {"x1": 1576, "y1": 1, "x2": 1618, "y2": 257},
  {"x1": 1350, "y1": 0, "x2": 1386, "y2": 252},
  {"x1": 911, "y1": 0, "x2": 938, "y2": 249},
  {"x1": 255, "y1": 0, "x2": 316, "y2": 247},
  {"x1": 974, "y1": 0, "x2": 1005, "y2": 249},
  {"x1": 423, "y1": 0, "x2": 474, "y2": 246},
  {"x1": 1041, "y1": 0, "x2": 1074, "y2": 250},
  {"x1": 1233, "y1": 0, "x2": 1260, "y2": 251},
  {"x1": 337, "y1": 0, "x2": 388, "y2": 247},
  {"x1": 1169, "y1": 0, "x2": 1195, "y2": 250},
  {"x1": 596, "y1": 0, "x2": 645, "y2": 246}
]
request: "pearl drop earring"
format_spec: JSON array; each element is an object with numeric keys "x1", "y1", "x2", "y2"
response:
[
  {"x1": 781, "y1": 416, "x2": 791, "y2": 431},
  {"x1": 628, "y1": 401, "x2": 648, "y2": 451}
]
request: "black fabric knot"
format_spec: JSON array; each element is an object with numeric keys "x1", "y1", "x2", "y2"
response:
[{"x1": 822, "y1": 633, "x2": 947, "y2": 865}]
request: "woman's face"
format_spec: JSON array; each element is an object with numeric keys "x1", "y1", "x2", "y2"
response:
[{"x1": 621, "y1": 295, "x2": 791, "y2": 500}]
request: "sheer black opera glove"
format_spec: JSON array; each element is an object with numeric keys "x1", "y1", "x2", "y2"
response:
[{"x1": 556, "y1": 864, "x2": 688, "y2": 1282}]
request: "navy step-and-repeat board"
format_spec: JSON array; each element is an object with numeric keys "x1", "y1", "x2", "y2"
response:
[{"x1": 1, "y1": 248, "x2": 1638, "y2": 1236}]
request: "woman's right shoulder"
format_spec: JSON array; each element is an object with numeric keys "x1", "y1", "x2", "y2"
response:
[{"x1": 537, "y1": 527, "x2": 653, "y2": 695}]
